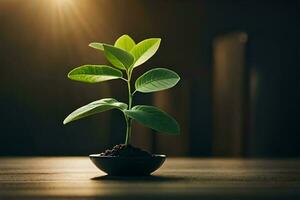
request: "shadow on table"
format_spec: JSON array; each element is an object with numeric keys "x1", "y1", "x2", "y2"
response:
[{"x1": 91, "y1": 175, "x2": 187, "y2": 182}]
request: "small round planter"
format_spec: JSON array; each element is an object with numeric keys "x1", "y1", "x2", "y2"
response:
[{"x1": 89, "y1": 154, "x2": 166, "y2": 176}]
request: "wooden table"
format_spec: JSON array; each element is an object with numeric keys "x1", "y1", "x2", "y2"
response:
[{"x1": 0, "y1": 157, "x2": 299, "y2": 199}]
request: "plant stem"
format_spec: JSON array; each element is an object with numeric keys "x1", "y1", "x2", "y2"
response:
[{"x1": 125, "y1": 71, "x2": 133, "y2": 146}]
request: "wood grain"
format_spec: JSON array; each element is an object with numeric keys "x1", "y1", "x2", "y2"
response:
[{"x1": 0, "y1": 157, "x2": 299, "y2": 199}]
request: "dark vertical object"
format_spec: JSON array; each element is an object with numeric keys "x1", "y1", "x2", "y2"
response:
[
  {"x1": 212, "y1": 32, "x2": 249, "y2": 157},
  {"x1": 153, "y1": 81, "x2": 190, "y2": 156}
]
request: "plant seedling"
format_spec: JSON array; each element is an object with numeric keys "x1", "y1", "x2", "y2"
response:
[{"x1": 63, "y1": 35, "x2": 180, "y2": 147}]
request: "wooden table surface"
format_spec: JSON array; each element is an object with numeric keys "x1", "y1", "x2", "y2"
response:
[{"x1": 0, "y1": 157, "x2": 299, "y2": 200}]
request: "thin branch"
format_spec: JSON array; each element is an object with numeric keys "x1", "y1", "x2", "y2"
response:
[{"x1": 132, "y1": 90, "x2": 137, "y2": 96}]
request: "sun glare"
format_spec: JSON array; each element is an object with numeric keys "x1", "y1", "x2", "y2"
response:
[
  {"x1": 53, "y1": 0, "x2": 73, "y2": 8},
  {"x1": 24, "y1": 0, "x2": 113, "y2": 59},
  {"x1": 30, "y1": 0, "x2": 100, "y2": 52}
]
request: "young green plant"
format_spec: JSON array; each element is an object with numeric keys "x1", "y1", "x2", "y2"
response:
[{"x1": 63, "y1": 35, "x2": 180, "y2": 145}]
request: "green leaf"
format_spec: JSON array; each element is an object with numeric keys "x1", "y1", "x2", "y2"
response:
[
  {"x1": 114, "y1": 35, "x2": 136, "y2": 52},
  {"x1": 124, "y1": 105, "x2": 180, "y2": 134},
  {"x1": 63, "y1": 98, "x2": 127, "y2": 124},
  {"x1": 130, "y1": 38, "x2": 161, "y2": 68},
  {"x1": 135, "y1": 68, "x2": 180, "y2": 93},
  {"x1": 68, "y1": 65, "x2": 123, "y2": 83},
  {"x1": 89, "y1": 42, "x2": 104, "y2": 51},
  {"x1": 103, "y1": 44, "x2": 135, "y2": 70}
]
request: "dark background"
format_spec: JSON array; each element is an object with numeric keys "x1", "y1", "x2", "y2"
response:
[{"x1": 0, "y1": 0, "x2": 299, "y2": 157}]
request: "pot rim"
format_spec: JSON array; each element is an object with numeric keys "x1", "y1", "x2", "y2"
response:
[{"x1": 89, "y1": 154, "x2": 166, "y2": 158}]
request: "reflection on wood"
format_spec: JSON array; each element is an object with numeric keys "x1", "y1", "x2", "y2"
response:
[{"x1": 0, "y1": 157, "x2": 299, "y2": 199}]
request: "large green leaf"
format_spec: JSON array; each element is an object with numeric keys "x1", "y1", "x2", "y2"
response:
[
  {"x1": 130, "y1": 38, "x2": 161, "y2": 68},
  {"x1": 124, "y1": 105, "x2": 180, "y2": 134},
  {"x1": 68, "y1": 65, "x2": 123, "y2": 83},
  {"x1": 63, "y1": 98, "x2": 127, "y2": 124},
  {"x1": 89, "y1": 42, "x2": 104, "y2": 51},
  {"x1": 135, "y1": 68, "x2": 180, "y2": 93},
  {"x1": 114, "y1": 35, "x2": 136, "y2": 52},
  {"x1": 103, "y1": 44, "x2": 134, "y2": 70}
]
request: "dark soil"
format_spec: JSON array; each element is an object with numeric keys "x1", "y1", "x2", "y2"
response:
[{"x1": 100, "y1": 144, "x2": 152, "y2": 157}]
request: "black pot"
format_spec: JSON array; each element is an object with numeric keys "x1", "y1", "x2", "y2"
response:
[{"x1": 89, "y1": 154, "x2": 166, "y2": 176}]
